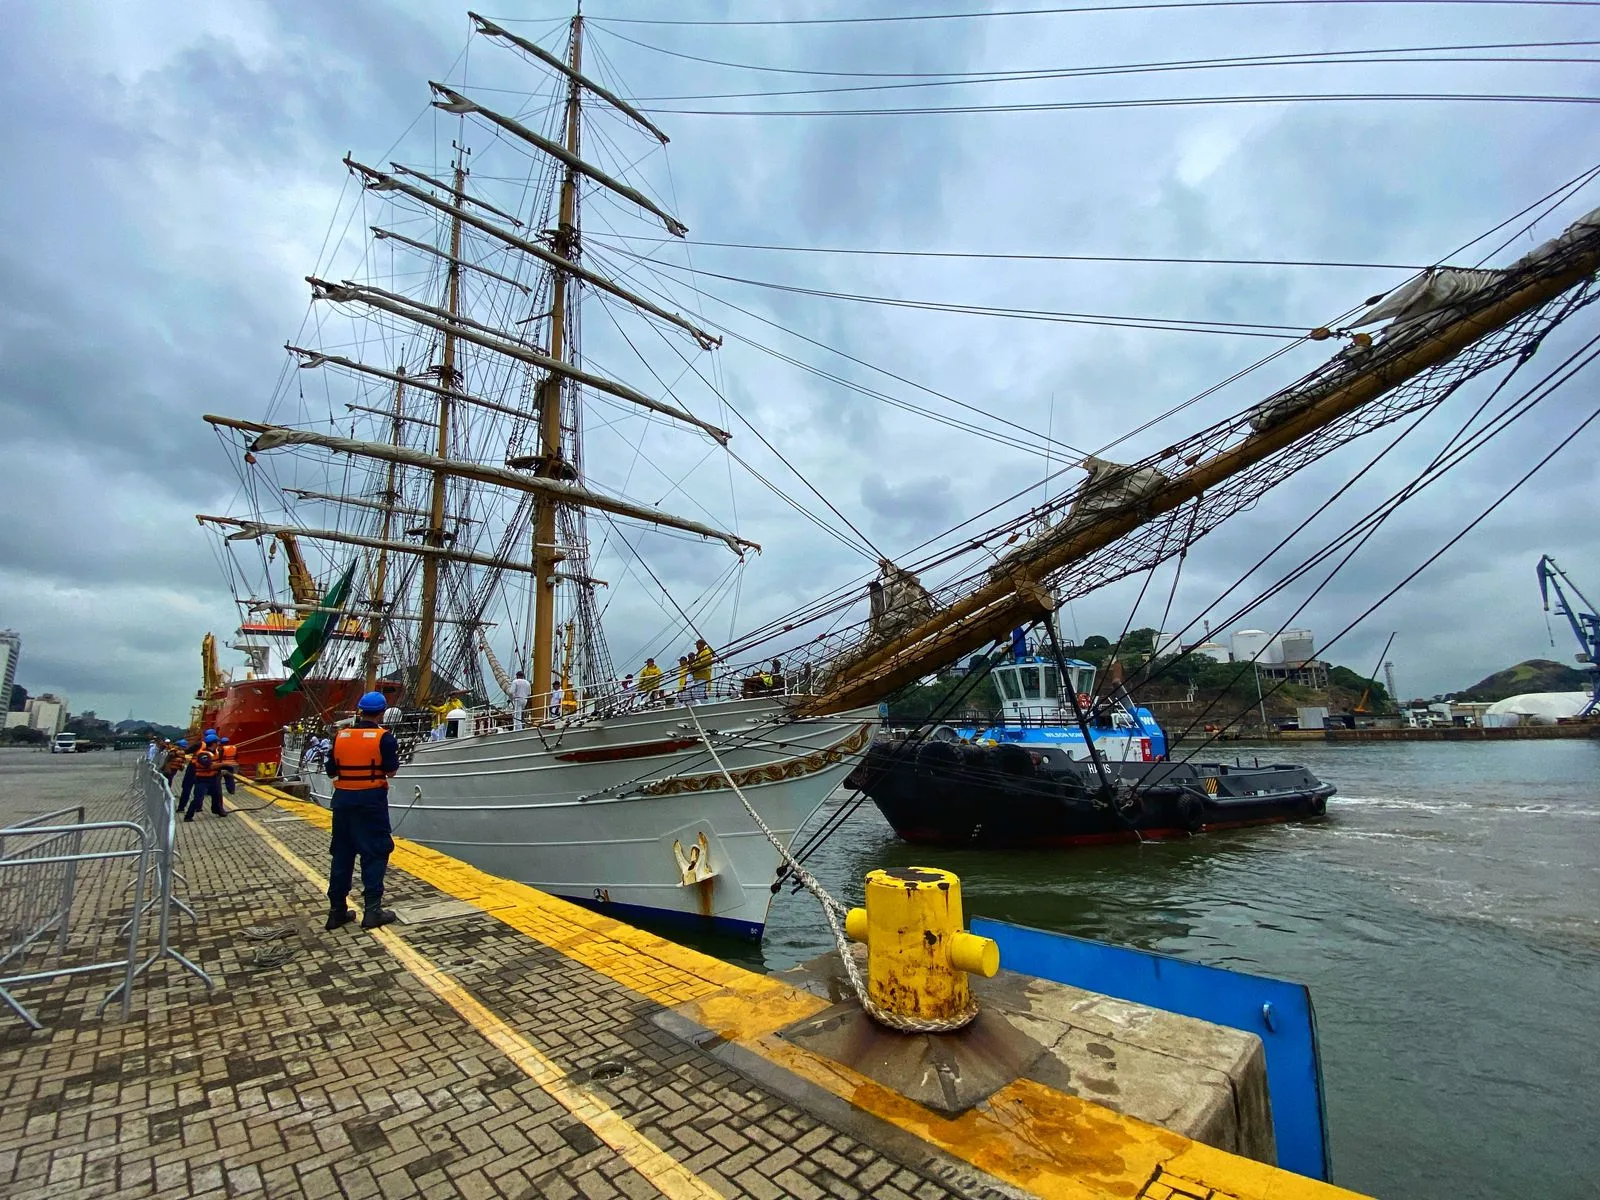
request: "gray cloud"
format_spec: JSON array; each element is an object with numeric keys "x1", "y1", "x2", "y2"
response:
[{"x1": 3, "y1": 0, "x2": 1598, "y2": 723}]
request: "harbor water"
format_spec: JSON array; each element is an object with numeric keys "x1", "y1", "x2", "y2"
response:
[{"x1": 701, "y1": 739, "x2": 1598, "y2": 1199}]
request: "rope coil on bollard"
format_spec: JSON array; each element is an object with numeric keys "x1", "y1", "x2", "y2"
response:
[{"x1": 684, "y1": 707, "x2": 977, "y2": 1034}]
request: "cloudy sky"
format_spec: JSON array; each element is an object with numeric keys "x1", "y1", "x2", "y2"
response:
[{"x1": 3, "y1": 0, "x2": 1598, "y2": 725}]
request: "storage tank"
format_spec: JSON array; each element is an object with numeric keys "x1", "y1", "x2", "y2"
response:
[
  {"x1": 1231, "y1": 629, "x2": 1273, "y2": 664},
  {"x1": 1279, "y1": 629, "x2": 1316, "y2": 664}
]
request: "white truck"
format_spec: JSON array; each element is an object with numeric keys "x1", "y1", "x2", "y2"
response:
[{"x1": 50, "y1": 733, "x2": 77, "y2": 754}]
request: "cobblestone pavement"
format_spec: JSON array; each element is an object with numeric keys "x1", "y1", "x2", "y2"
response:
[{"x1": 0, "y1": 754, "x2": 963, "y2": 1200}]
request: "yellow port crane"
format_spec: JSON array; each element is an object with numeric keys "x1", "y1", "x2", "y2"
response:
[
  {"x1": 199, "y1": 632, "x2": 222, "y2": 697},
  {"x1": 277, "y1": 532, "x2": 320, "y2": 610}
]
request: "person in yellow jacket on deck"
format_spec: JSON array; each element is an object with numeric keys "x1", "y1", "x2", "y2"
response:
[
  {"x1": 688, "y1": 638, "x2": 713, "y2": 702},
  {"x1": 675, "y1": 655, "x2": 690, "y2": 698},
  {"x1": 637, "y1": 657, "x2": 663, "y2": 701}
]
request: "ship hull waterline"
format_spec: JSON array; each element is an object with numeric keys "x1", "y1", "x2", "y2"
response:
[{"x1": 306, "y1": 697, "x2": 878, "y2": 938}]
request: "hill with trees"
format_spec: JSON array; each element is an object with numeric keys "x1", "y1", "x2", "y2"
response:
[
  {"x1": 886, "y1": 626, "x2": 1391, "y2": 728},
  {"x1": 1454, "y1": 659, "x2": 1589, "y2": 702}
]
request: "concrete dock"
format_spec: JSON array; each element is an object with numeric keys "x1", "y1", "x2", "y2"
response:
[{"x1": 0, "y1": 752, "x2": 1366, "y2": 1199}]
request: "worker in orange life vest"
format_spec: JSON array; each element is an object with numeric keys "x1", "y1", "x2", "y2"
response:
[
  {"x1": 161, "y1": 740, "x2": 187, "y2": 786},
  {"x1": 324, "y1": 691, "x2": 400, "y2": 931},
  {"x1": 183, "y1": 732, "x2": 226, "y2": 821},
  {"x1": 219, "y1": 737, "x2": 238, "y2": 794}
]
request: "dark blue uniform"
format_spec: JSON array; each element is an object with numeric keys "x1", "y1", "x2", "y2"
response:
[
  {"x1": 184, "y1": 746, "x2": 226, "y2": 820},
  {"x1": 325, "y1": 720, "x2": 400, "y2": 909}
]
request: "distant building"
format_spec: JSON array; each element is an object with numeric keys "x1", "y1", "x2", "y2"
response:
[
  {"x1": 0, "y1": 630, "x2": 18, "y2": 711},
  {"x1": 3, "y1": 711, "x2": 27, "y2": 730},
  {"x1": 1232, "y1": 626, "x2": 1317, "y2": 669},
  {"x1": 1279, "y1": 629, "x2": 1316, "y2": 663},
  {"x1": 1257, "y1": 660, "x2": 1330, "y2": 689},
  {"x1": 23, "y1": 694, "x2": 67, "y2": 737},
  {"x1": 1190, "y1": 640, "x2": 1232, "y2": 663},
  {"x1": 1231, "y1": 628, "x2": 1277, "y2": 664}
]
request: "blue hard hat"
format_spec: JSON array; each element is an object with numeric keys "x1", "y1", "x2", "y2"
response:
[
  {"x1": 177, "y1": 739, "x2": 188, "y2": 748},
  {"x1": 204, "y1": 731, "x2": 218, "y2": 743},
  {"x1": 358, "y1": 690, "x2": 387, "y2": 712},
  {"x1": 220, "y1": 737, "x2": 230, "y2": 744}
]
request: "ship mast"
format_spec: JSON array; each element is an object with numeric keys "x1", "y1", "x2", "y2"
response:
[
  {"x1": 413, "y1": 158, "x2": 468, "y2": 703},
  {"x1": 531, "y1": 15, "x2": 583, "y2": 716},
  {"x1": 363, "y1": 368, "x2": 406, "y2": 691}
]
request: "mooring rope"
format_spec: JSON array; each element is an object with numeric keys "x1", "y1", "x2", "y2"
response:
[{"x1": 682, "y1": 704, "x2": 977, "y2": 1033}]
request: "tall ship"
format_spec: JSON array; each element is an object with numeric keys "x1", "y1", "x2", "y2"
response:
[{"x1": 199, "y1": 10, "x2": 1600, "y2": 935}]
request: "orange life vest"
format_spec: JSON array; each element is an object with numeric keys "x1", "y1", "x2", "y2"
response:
[
  {"x1": 331, "y1": 727, "x2": 388, "y2": 790},
  {"x1": 164, "y1": 748, "x2": 188, "y2": 772},
  {"x1": 220, "y1": 744, "x2": 238, "y2": 770},
  {"x1": 192, "y1": 749, "x2": 220, "y2": 779}
]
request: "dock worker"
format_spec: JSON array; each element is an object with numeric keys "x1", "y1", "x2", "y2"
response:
[
  {"x1": 688, "y1": 638, "x2": 714, "y2": 702},
  {"x1": 219, "y1": 737, "x2": 238, "y2": 794},
  {"x1": 637, "y1": 657, "x2": 663, "y2": 701},
  {"x1": 510, "y1": 669, "x2": 532, "y2": 731},
  {"x1": 162, "y1": 739, "x2": 187, "y2": 788},
  {"x1": 324, "y1": 691, "x2": 400, "y2": 931},
  {"x1": 145, "y1": 736, "x2": 160, "y2": 763},
  {"x1": 177, "y1": 735, "x2": 203, "y2": 810},
  {"x1": 183, "y1": 733, "x2": 226, "y2": 821}
]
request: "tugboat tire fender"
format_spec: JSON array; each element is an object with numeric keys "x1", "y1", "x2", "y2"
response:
[
  {"x1": 1176, "y1": 792, "x2": 1205, "y2": 833},
  {"x1": 989, "y1": 743, "x2": 1037, "y2": 778}
]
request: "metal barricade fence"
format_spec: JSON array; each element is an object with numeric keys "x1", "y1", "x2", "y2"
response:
[
  {"x1": 0, "y1": 815, "x2": 148, "y2": 1030},
  {"x1": 123, "y1": 760, "x2": 213, "y2": 999},
  {"x1": 0, "y1": 806, "x2": 86, "y2": 964}
]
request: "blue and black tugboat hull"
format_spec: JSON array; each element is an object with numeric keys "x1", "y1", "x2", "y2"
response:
[{"x1": 847, "y1": 740, "x2": 1334, "y2": 848}]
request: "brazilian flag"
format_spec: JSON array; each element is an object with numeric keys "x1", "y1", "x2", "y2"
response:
[{"x1": 276, "y1": 560, "x2": 358, "y2": 696}]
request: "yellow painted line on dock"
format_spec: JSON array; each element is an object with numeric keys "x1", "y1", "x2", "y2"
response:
[
  {"x1": 233, "y1": 805, "x2": 727, "y2": 1200},
  {"x1": 244, "y1": 784, "x2": 813, "y2": 1013},
  {"x1": 241, "y1": 785, "x2": 1367, "y2": 1200}
]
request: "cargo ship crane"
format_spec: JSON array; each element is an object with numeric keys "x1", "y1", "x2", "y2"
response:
[{"x1": 1536, "y1": 554, "x2": 1600, "y2": 717}]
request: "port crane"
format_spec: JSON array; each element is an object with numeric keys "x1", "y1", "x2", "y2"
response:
[
  {"x1": 1353, "y1": 632, "x2": 1397, "y2": 715},
  {"x1": 1536, "y1": 555, "x2": 1600, "y2": 718}
]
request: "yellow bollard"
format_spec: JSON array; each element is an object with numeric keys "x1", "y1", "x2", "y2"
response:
[{"x1": 845, "y1": 866, "x2": 999, "y2": 1026}]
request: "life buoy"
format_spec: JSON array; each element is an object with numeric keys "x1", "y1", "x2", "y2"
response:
[{"x1": 1076, "y1": 693, "x2": 1092, "y2": 710}]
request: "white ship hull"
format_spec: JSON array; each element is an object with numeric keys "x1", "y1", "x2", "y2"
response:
[{"x1": 308, "y1": 697, "x2": 876, "y2": 937}]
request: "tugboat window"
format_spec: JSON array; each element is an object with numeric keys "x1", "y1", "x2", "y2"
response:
[
  {"x1": 1020, "y1": 667, "x2": 1041, "y2": 699},
  {"x1": 997, "y1": 671, "x2": 1022, "y2": 700},
  {"x1": 1041, "y1": 666, "x2": 1060, "y2": 699}
]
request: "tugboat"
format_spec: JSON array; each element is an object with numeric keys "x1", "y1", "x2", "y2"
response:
[{"x1": 848, "y1": 623, "x2": 1334, "y2": 847}]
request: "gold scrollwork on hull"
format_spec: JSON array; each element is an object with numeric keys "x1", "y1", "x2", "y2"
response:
[{"x1": 639, "y1": 724, "x2": 872, "y2": 798}]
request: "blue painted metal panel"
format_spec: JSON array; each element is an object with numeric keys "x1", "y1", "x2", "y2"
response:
[{"x1": 971, "y1": 917, "x2": 1330, "y2": 1181}]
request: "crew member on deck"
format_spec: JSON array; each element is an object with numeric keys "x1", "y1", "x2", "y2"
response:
[
  {"x1": 688, "y1": 638, "x2": 714, "y2": 702},
  {"x1": 510, "y1": 670, "x2": 532, "y2": 731},
  {"x1": 183, "y1": 733, "x2": 226, "y2": 821},
  {"x1": 675, "y1": 655, "x2": 690, "y2": 698},
  {"x1": 637, "y1": 657, "x2": 663, "y2": 701},
  {"x1": 324, "y1": 691, "x2": 400, "y2": 931}
]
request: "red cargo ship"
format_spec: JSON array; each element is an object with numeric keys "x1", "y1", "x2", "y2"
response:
[{"x1": 197, "y1": 610, "x2": 402, "y2": 782}]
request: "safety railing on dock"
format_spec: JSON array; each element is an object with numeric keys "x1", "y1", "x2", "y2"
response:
[
  {"x1": 0, "y1": 810, "x2": 148, "y2": 1030},
  {"x1": 0, "y1": 764, "x2": 215, "y2": 1031},
  {"x1": 122, "y1": 760, "x2": 213, "y2": 1000}
]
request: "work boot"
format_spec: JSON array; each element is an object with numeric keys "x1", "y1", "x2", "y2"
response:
[
  {"x1": 325, "y1": 903, "x2": 356, "y2": 931},
  {"x1": 361, "y1": 893, "x2": 397, "y2": 929}
]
